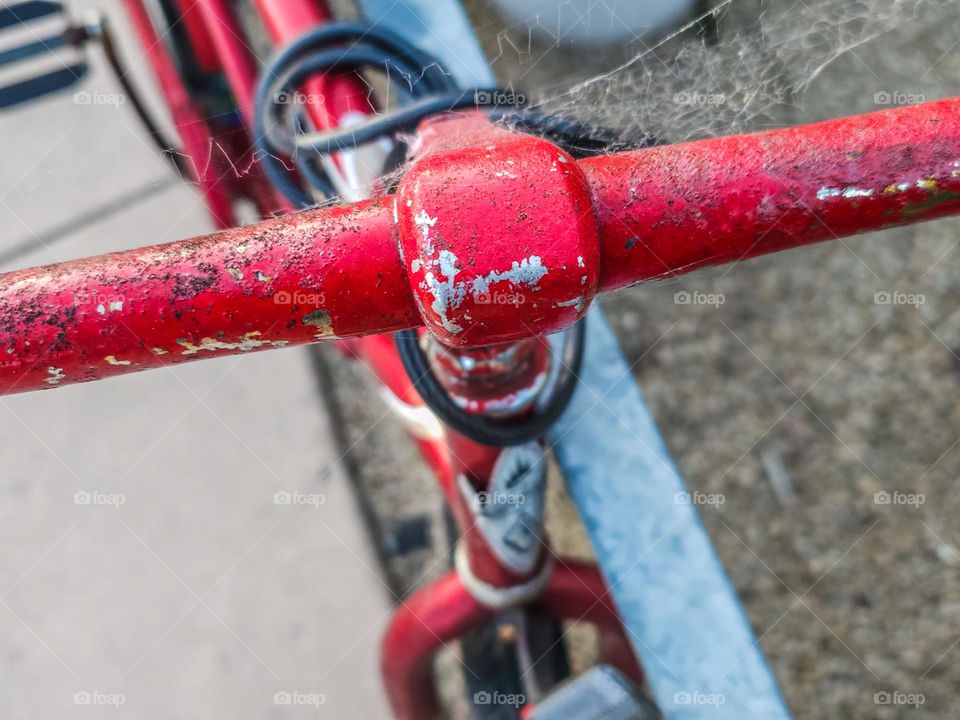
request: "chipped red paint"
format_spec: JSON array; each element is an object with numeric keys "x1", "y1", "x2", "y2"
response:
[
  {"x1": 0, "y1": 199, "x2": 417, "y2": 394},
  {"x1": 396, "y1": 113, "x2": 600, "y2": 347},
  {"x1": 2, "y1": 99, "x2": 960, "y2": 393},
  {"x1": 586, "y1": 97, "x2": 960, "y2": 291}
]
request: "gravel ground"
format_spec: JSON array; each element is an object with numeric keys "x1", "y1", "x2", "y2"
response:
[{"x1": 317, "y1": 2, "x2": 960, "y2": 718}]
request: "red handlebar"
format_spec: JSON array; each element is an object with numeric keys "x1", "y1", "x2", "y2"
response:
[
  {"x1": 1, "y1": 98, "x2": 959, "y2": 394},
  {"x1": 586, "y1": 97, "x2": 960, "y2": 292}
]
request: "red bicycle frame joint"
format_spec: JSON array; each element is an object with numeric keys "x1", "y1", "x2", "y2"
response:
[
  {"x1": 396, "y1": 113, "x2": 599, "y2": 346},
  {"x1": 1, "y1": 98, "x2": 960, "y2": 393}
]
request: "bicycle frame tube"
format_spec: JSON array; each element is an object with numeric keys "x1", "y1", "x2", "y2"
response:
[{"x1": 120, "y1": 0, "x2": 237, "y2": 227}]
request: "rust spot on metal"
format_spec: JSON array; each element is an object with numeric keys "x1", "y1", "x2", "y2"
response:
[
  {"x1": 904, "y1": 189, "x2": 960, "y2": 216},
  {"x1": 302, "y1": 309, "x2": 334, "y2": 337}
]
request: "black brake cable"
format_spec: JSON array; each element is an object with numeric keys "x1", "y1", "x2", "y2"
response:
[{"x1": 81, "y1": 15, "x2": 190, "y2": 176}]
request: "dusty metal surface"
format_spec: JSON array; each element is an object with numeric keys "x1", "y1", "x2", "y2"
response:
[
  {"x1": 586, "y1": 97, "x2": 960, "y2": 291},
  {"x1": 0, "y1": 198, "x2": 416, "y2": 392}
]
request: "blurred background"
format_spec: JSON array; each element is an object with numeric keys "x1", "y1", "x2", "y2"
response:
[{"x1": 2, "y1": 0, "x2": 960, "y2": 717}]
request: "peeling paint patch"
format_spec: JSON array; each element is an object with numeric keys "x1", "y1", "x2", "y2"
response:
[
  {"x1": 177, "y1": 331, "x2": 289, "y2": 355},
  {"x1": 225, "y1": 267, "x2": 243, "y2": 281},
  {"x1": 409, "y1": 206, "x2": 550, "y2": 336},
  {"x1": 411, "y1": 212, "x2": 465, "y2": 336},
  {"x1": 302, "y1": 309, "x2": 334, "y2": 338},
  {"x1": 818, "y1": 186, "x2": 874, "y2": 200},
  {"x1": 438, "y1": 250, "x2": 459, "y2": 279},
  {"x1": 471, "y1": 256, "x2": 549, "y2": 297},
  {"x1": 152, "y1": 347, "x2": 168, "y2": 356},
  {"x1": 414, "y1": 210, "x2": 438, "y2": 255},
  {"x1": 255, "y1": 271, "x2": 272, "y2": 282},
  {"x1": 45, "y1": 367, "x2": 64, "y2": 385},
  {"x1": 105, "y1": 355, "x2": 131, "y2": 366},
  {"x1": 556, "y1": 295, "x2": 585, "y2": 313},
  {"x1": 917, "y1": 178, "x2": 938, "y2": 191},
  {"x1": 93, "y1": 300, "x2": 124, "y2": 314},
  {"x1": 424, "y1": 250, "x2": 466, "y2": 336}
]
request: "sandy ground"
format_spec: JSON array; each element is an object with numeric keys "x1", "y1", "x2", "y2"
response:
[{"x1": 316, "y1": 1, "x2": 960, "y2": 718}]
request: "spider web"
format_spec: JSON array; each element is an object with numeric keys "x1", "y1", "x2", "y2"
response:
[
  {"x1": 484, "y1": 0, "x2": 955, "y2": 149},
  {"x1": 157, "y1": 0, "x2": 959, "y2": 211}
]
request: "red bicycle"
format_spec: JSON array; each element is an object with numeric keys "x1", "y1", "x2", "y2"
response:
[{"x1": 1, "y1": 1, "x2": 959, "y2": 718}]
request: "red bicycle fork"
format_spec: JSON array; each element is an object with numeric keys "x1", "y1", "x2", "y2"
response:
[
  {"x1": 347, "y1": 327, "x2": 644, "y2": 717},
  {"x1": 381, "y1": 560, "x2": 640, "y2": 720}
]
